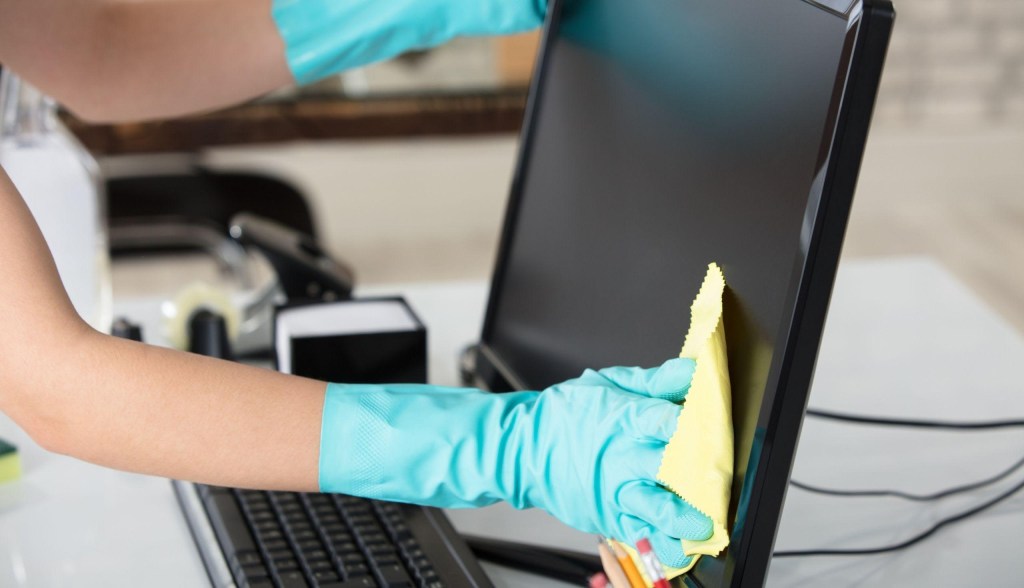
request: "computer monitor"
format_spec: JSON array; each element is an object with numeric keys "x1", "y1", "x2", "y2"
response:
[{"x1": 473, "y1": 0, "x2": 893, "y2": 585}]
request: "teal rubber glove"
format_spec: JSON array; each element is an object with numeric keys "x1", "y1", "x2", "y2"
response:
[
  {"x1": 273, "y1": 0, "x2": 546, "y2": 85},
  {"x1": 319, "y1": 357, "x2": 713, "y2": 568}
]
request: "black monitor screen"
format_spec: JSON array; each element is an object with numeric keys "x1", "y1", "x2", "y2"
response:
[{"x1": 482, "y1": 0, "x2": 865, "y2": 582}]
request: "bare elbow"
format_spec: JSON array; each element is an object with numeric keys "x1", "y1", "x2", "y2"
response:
[
  {"x1": 0, "y1": 385, "x2": 67, "y2": 458},
  {"x1": 0, "y1": 323, "x2": 93, "y2": 458},
  {"x1": 0, "y1": 360, "x2": 71, "y2": 456},
  {"x1": 22, "y1": 416, "x2": 72, "y2": 457}
]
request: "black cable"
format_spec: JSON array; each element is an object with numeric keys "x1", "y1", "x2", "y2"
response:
[
  {"x1": 774, "y1": 471, "x2": 1024, "y2": 557},
  {"x1": 462, "y1": 535, "x2": 602, "y2": 584},
  {"x1": 805, "y1": 408, "x2": 1024, "y2": 430},
  {"x1": 789, "y1": 453, "x2": 1024, "y2": 501}
]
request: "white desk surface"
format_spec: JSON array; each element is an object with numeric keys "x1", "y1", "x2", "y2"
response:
[{"x1": 1, "y1": 256, "x2": 1022, "y2": 587}]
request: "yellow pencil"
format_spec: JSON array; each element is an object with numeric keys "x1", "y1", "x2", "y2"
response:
[
  {"x1": 609, "y1": 539, "x2": 647, "y2": 588},
  {"x1": 598, "y1": 538, "x2": 631, "y2": 588}
]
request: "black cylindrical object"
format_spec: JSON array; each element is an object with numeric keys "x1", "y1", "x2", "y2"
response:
[{"x1": 188, "y1": 309, "x2": 233, "y2": 360}]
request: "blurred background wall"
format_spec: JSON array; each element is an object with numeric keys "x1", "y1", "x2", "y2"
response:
[{"x1": 873, "y1": 0, "x2": 1024, "y2": 127}]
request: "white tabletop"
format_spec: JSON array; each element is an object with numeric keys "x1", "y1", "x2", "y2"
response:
[{"x1": 1, "y1": 256, "x2": 1022, "y2": 587}]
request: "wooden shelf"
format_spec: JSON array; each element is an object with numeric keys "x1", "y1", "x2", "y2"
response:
[{"x1": 63, "y1": 90, "x2": 529, "y2": 155}]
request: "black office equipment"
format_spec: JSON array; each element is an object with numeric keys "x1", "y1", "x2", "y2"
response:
[
  {"x1": 230, "y1": 213, "x2": 355, "y2": 303},
  {"x1": 470, "y1": 0, "x2": 893, "y2": 586},
  {"x1": 111, "y1": 317, "x2": 143, "y2": 342},
  {"x1": 274, "y1": 298, "x2": 427, "y2": 384},
  {"x1": 189, "y1": 309, "x2": 234, "y2": 360},
  {"x1": 463, "y1": 536, "x2": 602, "y2": 586}
]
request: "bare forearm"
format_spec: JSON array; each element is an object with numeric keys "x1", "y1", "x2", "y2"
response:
[
  {"x1": 0, "y1": 0, "x2": 291, "y2": 122},
  {"x1": 0, "y1": 168, "x2": 322, "y2": 491},
  {"x1": 50, "y1": 332, "x2": 325, "y2": 491}
]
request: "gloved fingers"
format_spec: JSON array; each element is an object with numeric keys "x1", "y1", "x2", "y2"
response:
[
  {"x1": 628, "y1": 397, "x2": 682, "y2": 443},
  {"x1": 618, "y1": 482, "x2": 714, "y2": 542},
  {"x1": 558, "y1": 368, "x2": 607, "y2": 387},
  {"x1": 618, "y1": 513, "x2": 695, "y2": 570},
  {"x1": 625, "y1": 444, "x2": 668, "y2": 480},
  {"x1": 594, "y1": 358, "x2": 696, "y2": 403}
]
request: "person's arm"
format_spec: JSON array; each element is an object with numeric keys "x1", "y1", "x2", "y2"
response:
[
  {"x1": 0, "y1": 0, "x2": 291, "y2": 122},
  {"x1": 0, "y1": 0, "x2": 544, "y2": 123},
  {"x1": 0, "y1": 167, "x2": 323, "y2": 491}
]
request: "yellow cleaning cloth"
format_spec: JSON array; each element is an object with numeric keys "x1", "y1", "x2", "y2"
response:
[{"x1": 617, "y1": 262, "x2": 734, "y2": 583}]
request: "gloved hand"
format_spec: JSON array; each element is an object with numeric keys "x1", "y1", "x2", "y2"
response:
[
  {"x1": 319, "y1": 357, "x2": 713, "y2": 568},
  {"x1": 273, "y1": 0, "x2": 547, "y2": 85}
]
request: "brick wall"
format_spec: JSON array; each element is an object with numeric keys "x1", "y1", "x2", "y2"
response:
[{"x1": 874, "y1": 0, "x2": 1024, "y2": 127}]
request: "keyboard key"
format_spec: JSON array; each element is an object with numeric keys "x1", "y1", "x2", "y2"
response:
[
  {"x1": 256, "y1": 529, "x2": 284, "y2": 542},
  {"x1": 314, "y1": 569, "x2": 342, "y2": 583},
  {"x1": 358, "y1": 532, "x2": 388, "y2": 545},
  {"x1": 298, "y1": 539, "x2": 323, "y2": 551},
  {"x1": 309, "y1": 559, "x2": 335, "y2": 572},
  {"x1": 234, "y1": 551, "x2": 264, "y2": 567},
  {"x1": 270, "y1": 548, "x2": 294, "y2": 561},
  {"x1": 255, "y1": 520, "x2": 281, "y2": 534},
  {"x1": 249, "y1": 510, "x2": 275, "y2": 522},
  {"x1": 339, "y1": 552, "x2": 366, "y2": 565},
  {"x1": 304, "y1": 549, "x2": 329, "y2": 562},
  {"x1": 412, "y1": 556, "x2": 431, "y2": 570},
  {"x1": 416, "y1": 568, "x2": 440, "y2": 585},
  {"x1": 399, "y1": 549, "x2": 423, "y2": 561},
  {"x1": 318, "y1": 513, "x2": 344, "y2": 525},
  {"x1": 263, "y1": 539, "x2": 288, "y2": 552},
  {"x1": 278, "y1": 570, "x2": 309, "y2": 588},
  {"x1": 331, "y1": 540, "x2": 358, "y2": 554},
  {"x1": 388, "y1": 523, "x2": 412, "y2": 539},
  {"x1": 322, "y1": 578, "x2": 375, "y2": 588},
  {"x1": 343, "y1": 562, "x2": 370, "y2": 577},
  {"x1": 240, "y1": 564, "x2": 270, "y2": 580},
  {"x1": 348, "y1": 513, "x2": 376, "y2": 525},
  {"x1": 377, "y1": 556, "x2": 400, "y2": 568},
  {"x1": 276, "y1": 559, "x2": 300, "y2": 572},
  {"x1": 376, "y1": 563, "x2": 414, "y2": 587}
]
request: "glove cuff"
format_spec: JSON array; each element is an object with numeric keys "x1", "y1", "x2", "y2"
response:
[
  {"x1": 319, "y1": 383, "x2": 394, "y2": 496},
  {"x1": 319, "y1": 382, "x2": 541, "y2": 508}
]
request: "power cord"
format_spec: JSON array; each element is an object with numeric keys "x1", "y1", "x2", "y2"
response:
[
  {"x1": 789, "y1": 453, "x2": 1024, "y2": 501},
  {"x1": 805, "y1": 408, "x2": 1024, "y2": 430},
  {"x1": 774, "y1": 474, "x2": 1024, "y2": 557},
  {"x1": 775, "y1": 407, "x2": 1024, "y2": 557}
]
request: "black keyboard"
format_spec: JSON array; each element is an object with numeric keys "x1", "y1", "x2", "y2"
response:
[{"x1": 190, "y1": 484, "x2": 487, "y2": 588}]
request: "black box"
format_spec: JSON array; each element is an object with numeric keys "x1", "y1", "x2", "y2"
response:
[{"x1": 274, "y1": 297, "x2": 427, "y2": 384}]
